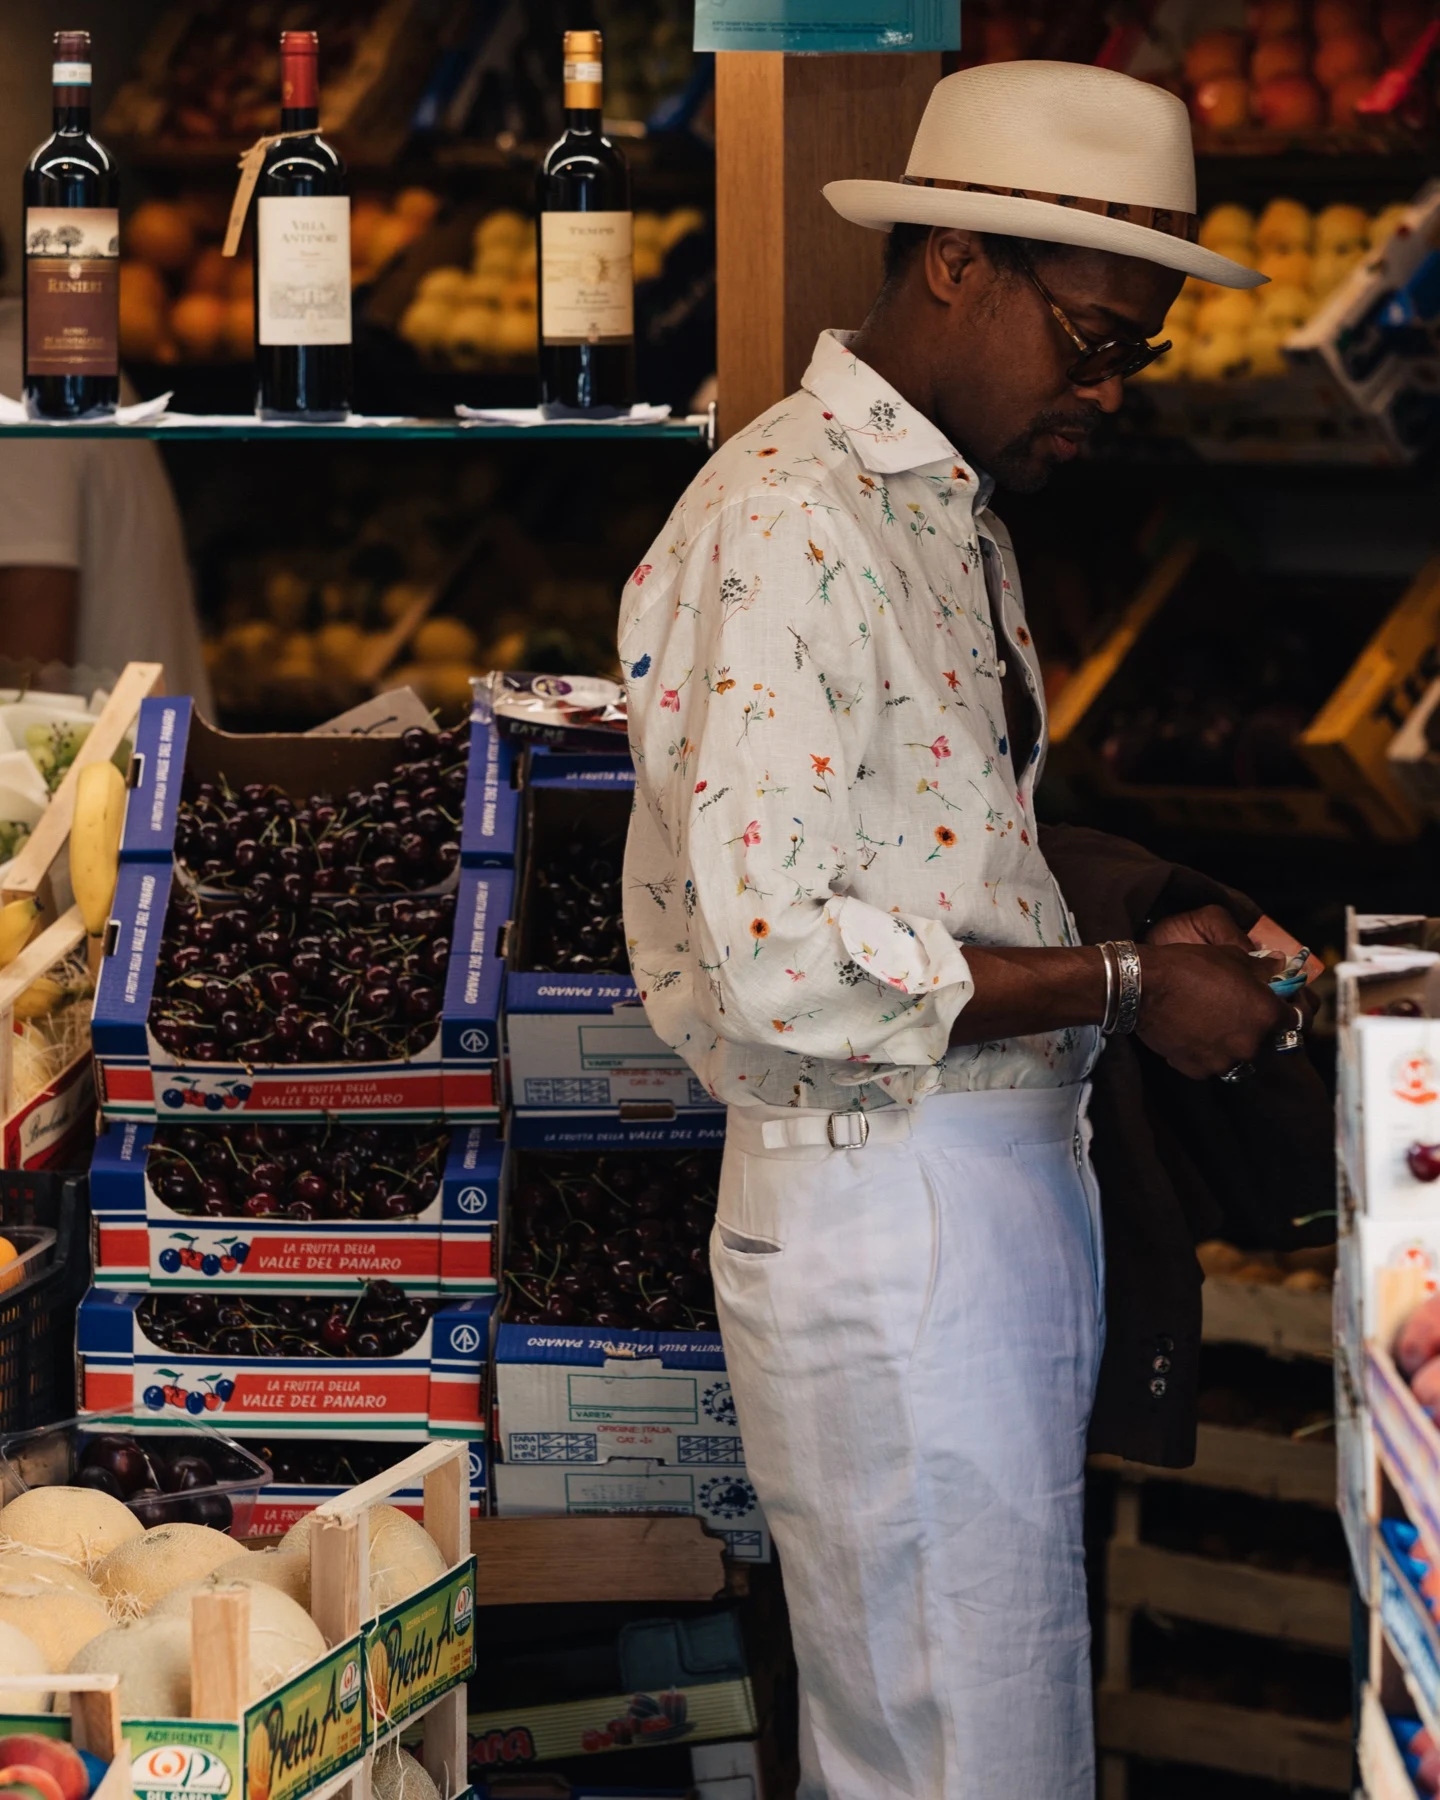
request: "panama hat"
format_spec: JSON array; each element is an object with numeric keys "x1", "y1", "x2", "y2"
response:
[{"x1": 825, "y1": 61, "x2": 1263, "y2": 290}]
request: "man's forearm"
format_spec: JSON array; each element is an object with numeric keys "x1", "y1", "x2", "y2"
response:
[{"x1": 949, "y1": 946, "x2": 1108, "y2": 1046}]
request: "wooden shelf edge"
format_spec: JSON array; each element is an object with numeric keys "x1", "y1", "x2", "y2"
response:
[
  {"x1": 470, "y1": 1514, "x2": 732, "y2": 1606},
  {"x1": 1106, "y1": 1540, "x2": 1351, "y2": 1653},
  {"x1": 1096, "y1": 1690, "x2": 1352, "y2": 1792}
]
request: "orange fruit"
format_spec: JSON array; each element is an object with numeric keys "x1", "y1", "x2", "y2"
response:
[
  {"x1": 125, "y1": 201, "x2": 195, "y2": 274},
  {"x1": 1251, "y1": 35, "x2": 1309, "y2": 84},
  {"x1": 1192, "y1": 74, "x2": 1252, "y2": 129},
  {"x1": 170, "y1": 292, "x2": 226, "y2": 359},
  {"x1": 1313, "y1": 29, "x2": 1383, "y2": 87},
  {"x1": 1185, "y1": 30, "x2": 1247, "y2": 84},
  {"x1": 1255, "y1": 73, "x2": 1326, "y2": 128}
]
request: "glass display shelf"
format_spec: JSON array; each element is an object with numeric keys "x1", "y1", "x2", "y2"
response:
[{"x1": 0, "y1": 412, "x2": 715, "y2": 447}]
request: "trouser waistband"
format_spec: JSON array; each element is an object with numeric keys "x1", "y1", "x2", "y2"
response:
[{"x1": 725, "y1": 1084, "x2": 1088, "y2": 1153}]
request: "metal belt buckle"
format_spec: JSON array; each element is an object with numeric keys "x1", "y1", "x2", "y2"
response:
[{"x1": 826, "y1": 1111, "x2": 870, "y2": 1150}]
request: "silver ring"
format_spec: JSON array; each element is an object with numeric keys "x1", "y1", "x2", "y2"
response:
[
  {"x1": 1273, "y1": 1030, "x2": 1304, "y2": 1053},
  {"x1": 1220, "y1": 1061, "x2": 1257, "y2": 1083}
]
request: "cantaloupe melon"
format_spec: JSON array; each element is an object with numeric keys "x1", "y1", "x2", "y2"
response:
[
  {"x1": 0, "y1": 1619, "x2": 52, "y2": 1711},
  {"x1": 373, "y1": 1746, "x2": 440, "y2": 1800},
  {"x1": 0, "y1": 1486, "x2": 142, "y2": 1572},
  {"x1": 152, "y1": 1576, "x2": 325, "y2": 1698},
  {"x1": 211, "y1": 1550, "x2": 310, "y2": 1613},
  {"x1": 280, "y1": 1505, "x2": 445, "y2": 1610},
  {"x1": 62, "y1": 1616, "x2": 190, "y2": 1717},
  {"x1": 94, "y1": 1523, "x2": 241, "y2": 1615},
  {"x1": 0, "y1": 1579, "x2": 111, "y2": 1672}
]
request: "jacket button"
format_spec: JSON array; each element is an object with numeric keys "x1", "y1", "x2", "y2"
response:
[
  {"x1": 1149, "y1": 1377, "x2": 1168, "y2": 1399},
  {"x1": 1152, "y1": 1355, "x2": 1172, "y2": 1375},
  {"x1": 1156, "y1": 1336, "x2": 1175, "y2": 1354}
]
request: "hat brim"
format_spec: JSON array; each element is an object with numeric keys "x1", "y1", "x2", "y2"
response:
[{"x1": 823, "y1": 179, "x2": 1265, "y2": 289}]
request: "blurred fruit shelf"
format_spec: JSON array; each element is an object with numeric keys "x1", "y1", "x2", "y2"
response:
[{"x1": 0, "y1": 417, "x2": 715, "y2": 443}]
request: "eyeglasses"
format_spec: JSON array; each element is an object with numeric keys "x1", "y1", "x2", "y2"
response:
[{"x1": 1013, "y1": 248, "x2": 1172, "y2": 387}]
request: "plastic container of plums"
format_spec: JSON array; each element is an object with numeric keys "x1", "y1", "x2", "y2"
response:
[{"x1": 0, "y1": 1407, "x2": 271, "y2": 1536}]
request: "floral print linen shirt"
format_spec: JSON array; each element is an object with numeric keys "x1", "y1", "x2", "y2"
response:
[{"x1": 620, "y1": 329, "x2": 1098, "y2": 1110}]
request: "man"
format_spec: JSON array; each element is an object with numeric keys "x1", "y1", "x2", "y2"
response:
[
  {"x1": 620, "y1": 61, "x2": 1299, "y2": 1800},
  {"x1": 0, "y1": 268, "x2": 210, "y2": 707}
]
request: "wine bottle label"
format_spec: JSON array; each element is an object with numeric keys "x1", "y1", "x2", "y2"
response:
[
  {"x1": 24, "y1": 206, "x2": 118, "y2": 378},
  {"x1": 257, "y1": 195, "x2": 352, "y2": 346},
  {"x1": 52, "y1": 62, "x2": 91, "y2": 84},
  {"x1": 540, "y1": 211, "x2": 634, "y2": 346},
  {"x1": 563, "y1": 60, "x2": 603, "y2": 83}
]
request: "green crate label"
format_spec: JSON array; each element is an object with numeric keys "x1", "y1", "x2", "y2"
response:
[
  {"x1": 242, "y1": 1638, "x2": 364, "y2": 1800},
  {"x1": 364, "y1": 1559, "x2": 476, "y2": 1739},
  {"x1": 128, "y1": 1727, "x2": 242, "y2": 1800},
  {"x1": 0, "y1": 1717, "x2": 70, "y2": 1740}
]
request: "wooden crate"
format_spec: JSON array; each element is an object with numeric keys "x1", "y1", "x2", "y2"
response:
[
  {"x1": 1106, "y1": 1540, "x2": 1349, "y2": 1653},
  {"x1": 1092, "y1": 1421, "x2": 1336, "y2": 1506},
  {"x1": 1202, "y1": 1276, "x2": 1334, "y2": 1363},
  {"x1": 1097, "y1": 1691, "x2": 1352, "y2": 1795}
]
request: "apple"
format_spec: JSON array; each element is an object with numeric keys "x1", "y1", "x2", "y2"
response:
[
  {"x1": 0, "y1": 1740, "x2": 87, "y2": 1800},
  {"x1": 1192, "y1": 74, "x2": 1252, "y2": 129},
  {"x1": 1313, "y1": 29, "x2": 1383, "y2": 89},
  {"x1": 1254, "y1": 73, "x2": 1326, "y2": 129},
  {"x1": 1252, "y1": 35, "x2": 1309, "y2": 85}
]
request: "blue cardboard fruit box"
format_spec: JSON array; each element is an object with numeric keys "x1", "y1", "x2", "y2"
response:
[
  {"x1": 506, "y1": 760, "x2": 722, "y2": 1123},
  {"x1": 90, "y1": 1121, "x2": 503, "y2": 1294},
  {"x1": 121, "y1": 694, "x2": 518, "y2": 868},
  {"x1": 241, "y1": 1438, "x2": 489, "y2": 1537},
  {"x1": 90, "y1": 860, "x2": 508, "y2": 1121},
  {"x1": 492, "y1": 1458, "x2": 770, "y2": 1564},
  {"x1": 79, "y1": 1290, "x2": 496, "y2": 1438}
]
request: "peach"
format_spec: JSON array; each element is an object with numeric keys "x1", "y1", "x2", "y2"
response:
[
  {"x1": 1396, "y1": 1291, "x2": 1440, "y2": 1374},
  {"x1": 1330, "y1": 70, "x2": 1379, "y2": 121},
  {"x1": 1254, "y1": 72, "x2": 1326, "y2": 127},
  {"x1": 0, "y1": 1740, "x2": 86, "y2": 1800},
  {"x1": 1413, "y1": 1353, "x2": 1440, "y2": 1412},
  {"x1": 1185, "y1": 29, "x2": 1247, "y2": 84},
  {"x1": 1252, "y1": 34, "x2": 1310, "y2": 83},
  {"x1": 1314, "y1": 28, "x2": 1384, "y2": 86},
  {"x1": 1192, "y1": 74, "x2": 1252, "y2": 128}
]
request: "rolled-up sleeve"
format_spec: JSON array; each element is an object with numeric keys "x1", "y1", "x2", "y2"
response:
[{"x1": 623, "y1": 491, "x2": 976, "y2": 1076}]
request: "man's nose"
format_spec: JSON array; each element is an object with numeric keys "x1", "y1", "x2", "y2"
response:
[{"x1": 1072, "y1": 374, "x2": 1124, "y2": 414}]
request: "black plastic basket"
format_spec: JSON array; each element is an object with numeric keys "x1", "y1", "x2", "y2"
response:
[{"x1": 0, "y1": 1170, "x2": 90, "y2": 1432}]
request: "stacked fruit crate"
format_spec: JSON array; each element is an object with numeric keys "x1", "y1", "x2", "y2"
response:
[
  {"x1": 1334, "y1": 910, "x2": 1440, "y2": 1798},
  {"x1": 80, "y1": 694, "x2": 511, "y2": 1533},
  {"x1": 490, "y1": 742, "x2": 769, "y2": 1562}
]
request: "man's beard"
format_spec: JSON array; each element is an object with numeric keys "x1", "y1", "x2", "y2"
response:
[{"x1": 987, "y1": 408, "x2": 1099, "y2": 493}]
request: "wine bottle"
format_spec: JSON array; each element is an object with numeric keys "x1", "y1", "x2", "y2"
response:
[
  {"x1": 23, "y1": 30, "x2": 119, "y2": 420},
  {"x1": 536, "y1": 30, "x2": 636, "y2": 416},
  {"x1": 254, "y1": 29, "x2": 351, "y2": 421}
]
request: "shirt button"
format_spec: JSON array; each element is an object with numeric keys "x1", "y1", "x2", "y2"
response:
[
  {"x1": 996, "y1": 659, "x2": 1007, "y2": 677},
  {"x1": 1156, "y1": 1336, "x2": 1175, "y2": 1354},
  {"x1": 1152, "y1": 1355, "x2": 1172, "y2": 1375},
  {"x1": 1149, "y1": 1377, "x2": 1168, "y2": 1399}
]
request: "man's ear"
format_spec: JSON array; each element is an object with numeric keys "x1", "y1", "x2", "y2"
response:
[{"x1": 924, "y1": 229, "x2": 986, "y2": 306}]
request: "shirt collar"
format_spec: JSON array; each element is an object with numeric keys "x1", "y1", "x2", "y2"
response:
[{"x1": 802, "y1": 330, "x2": 990, "y2": 505}]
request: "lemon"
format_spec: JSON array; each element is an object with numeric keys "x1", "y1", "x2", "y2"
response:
[
  {"x1": 413, "y1": 618, "x2": 480, "y2": 665},
  {"x1": 0, "y1": 1238, "x2": 21, "y2": 1295}
]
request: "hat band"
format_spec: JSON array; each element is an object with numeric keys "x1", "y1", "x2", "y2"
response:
[{"x1": 900, "y1": 174, "x2": 1199, "y2": 244}]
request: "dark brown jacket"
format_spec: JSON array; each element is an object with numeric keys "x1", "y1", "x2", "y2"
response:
[{"x1": 1040, "y1": 823, "x2": 1335, "y2": 1468}]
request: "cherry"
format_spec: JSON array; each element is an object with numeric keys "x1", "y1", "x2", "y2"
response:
[{"x1": 1410, "y1": 1143, "x2": 1440, "y2": 1183}]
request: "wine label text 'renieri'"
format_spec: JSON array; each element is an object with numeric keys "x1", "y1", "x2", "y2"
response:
[
  {"x1": 24, "y1": 205, "x2": 119, "y2": 377},
  {"x1": 540, "y1": 210, "x2": 634, "y2": 346},
  {"x1": 258, "y1": 195, "x2": 352, "y2": 347}
]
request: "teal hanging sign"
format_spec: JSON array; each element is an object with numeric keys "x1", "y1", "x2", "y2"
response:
[{"x1": 694, "y1": 0, "x2": 960, "y2": 52}]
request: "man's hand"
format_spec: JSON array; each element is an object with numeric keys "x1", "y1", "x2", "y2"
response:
[
  {"x1": 1136, "y1": 942, "x2": 1295, "y2": 1081},
  {"x1": 1145, "y1": 902, "x2": 1317, "y2": 1023}
]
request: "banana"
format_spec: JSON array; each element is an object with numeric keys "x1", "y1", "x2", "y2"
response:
[
  {"x1": 70, "y1": 760, "x2": 128, "y2": 936},
  {"x1": 0, "y1": 898, "x2": 41, "y2": 968},
  {"x1": 12, "y1": 977, "x2": 65, "y2": 1022}
]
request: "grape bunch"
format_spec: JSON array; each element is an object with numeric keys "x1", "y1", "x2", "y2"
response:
[
  {"x1": 150, "y1": 887, "x2": 454, "y2": 1065},
  {"x1": 76, "y1": 1433, "x2": 248, "y2": 1530},
  {"x1": 233, "y1": 1440, "x2": 405, "y2": 1486},
  {"x1": 148, "y1": 1119, "x2": 450, "y2": 1221},
  {"x1": 138, "y1": 1283, "x2": 437, "y2": 1359},
  {"x1": 527, "y1": 837, "x2": 627, "y2": 975},
  {"x1": 505, "y1": 1151, "x2": 720, "y2": 1331},
  {"x1": 175, "y1": 726, "x2": 468, "y2": 898}
]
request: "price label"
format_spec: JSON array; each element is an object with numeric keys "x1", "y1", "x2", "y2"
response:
[{"x1": 694, "y1": 0, "x2": 960, "y2": 52}]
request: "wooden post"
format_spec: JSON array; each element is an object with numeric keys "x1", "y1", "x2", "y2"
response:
[
  {"x1": 715, "y1": 51, "x2": 941, "y2": 441},
  {"x1": 191, "y1": 1588, "x2": 251, "y2": 1721},
  {"x1": 422, "y1": 1451, "x2": 469, "y2": 1800}
]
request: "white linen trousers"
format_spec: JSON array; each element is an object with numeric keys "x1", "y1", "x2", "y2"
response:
[{"x1": 712, "y1": 1084, "x2": 1105, "y2": 1800}]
